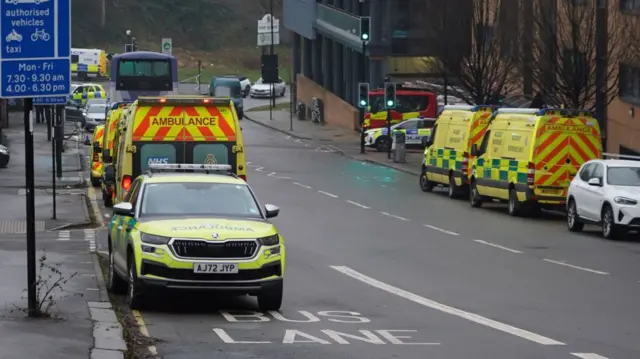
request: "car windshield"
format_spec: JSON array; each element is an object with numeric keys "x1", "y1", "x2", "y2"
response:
[
  {"x1": 607, "y1": 166, "x2": 640, "y2": 186},
  {"x1": 140, "y1": 182, "x2": 262, "y2": 218},
  {"x1": 88, "y1": 105, "x2": 107, "y2": 114}
]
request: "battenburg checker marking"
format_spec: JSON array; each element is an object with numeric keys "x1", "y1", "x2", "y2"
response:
[{"x1": 0, "y1": 0, "x2": 71, "y2": 98}]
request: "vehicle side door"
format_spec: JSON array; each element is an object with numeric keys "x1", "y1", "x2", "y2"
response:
[
  {"x1": 112, "y1": 178, "x2": 142, "y2": 270},
  {"x1": 399, "y1": 120, "x2": 419, "y2": 144},
  {"x1": 582, "y1": 163, "x2": 605, "y2": 220},
  {"x1": 572, "y1": 163, "x2": 595, "y2": 217}
]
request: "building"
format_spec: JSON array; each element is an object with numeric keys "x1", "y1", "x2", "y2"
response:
[{"x1": 283, "y1": 0, "x2": 470, "y2": 130}]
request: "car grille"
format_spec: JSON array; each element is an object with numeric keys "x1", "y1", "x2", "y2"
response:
[
  {"x1": 171, "y1": 239, "x2": 258, "y2": 259},
  {"x1": 141, "y1": 260, "x2": 281, "y2": 281}
]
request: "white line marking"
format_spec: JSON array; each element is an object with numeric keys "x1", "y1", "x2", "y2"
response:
[
  {"x1": 293, "y1": 139, "x2": 302, "y2": 143},
  {"x1": 255, "y1": 167, "x2": 264, "y2": 172},
  {"x1": 423, "y1": 224, "x2": 458, "y2": 236},
  {"x1": 542, "y1": 259, "x2": 609, "y2": 275},
  {"x1": 246, "y1": 161, "x2": 252, "y2": 165},
  {"x1": 571, "y1": 354, "x2": 611, "y2": 359},
  {"x1": 380, "y1": 212, "x2": 409, "y2": 221},
  {"x1": 266, "y1": 172, "x2": 292, "y2": 180},
  {"x1": 85, "y1": 288, "x2": 99, "y2": 291},
  {"x1": 331, "y1": 266, "x2": 565, "y2": 346},
  {"x1": 318, "y1": 190, "x2": 338, "y2": 198},
  {"x1": 292, "y1": 182, "x2": 312, "y2": 189},
  {"x1": 473, "y1": 240, "x2": 523, "y2": 254},
  {"x1": 104, "y1": 213, "x2": 110, "y2": 218},
  {"x1": 304, "y1": 143, "x2": 310, "y2": 147},
  {"x1": 346, "y1": 200, "x2": 369, "y2": 209}
]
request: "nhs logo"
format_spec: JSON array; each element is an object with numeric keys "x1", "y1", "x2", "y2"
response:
[{"x1": 148, "y1": 157, "x2": 169, "y2": 165}]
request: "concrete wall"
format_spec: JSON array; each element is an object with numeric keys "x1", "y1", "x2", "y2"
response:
[
  {"x1": 607, "y1": 98, "x2": 640, "y2": 154},
  {"x1": 297, "y1": 74, "x2": 358, "y2": 131},
  {"x1": 283, "y1": 0, "x2": 317, "y2": 39}
]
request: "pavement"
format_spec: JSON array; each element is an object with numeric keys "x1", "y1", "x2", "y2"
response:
[
  {"x1": 244, "y1": 108, "x2": 425, "y2": 175},
  {"x1": 0, "y1": 114, "x2": 126, "y2": 358},
  {"x1": 90, "y1": 118, "x2": 640, "y2": 359}
]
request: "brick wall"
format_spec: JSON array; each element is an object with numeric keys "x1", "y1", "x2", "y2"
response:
[
  {"x1": 607, "y1": 98, "x2": 640, "y2": 154},
  {"x1": 296, "y1": 74, "x2": 358, "y2": 131}
]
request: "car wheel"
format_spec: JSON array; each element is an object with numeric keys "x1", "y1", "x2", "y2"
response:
[
  {"x1": 601, "y1": 205, "x2": 621, "y2": 240},
  {"x1": 244, "y1": 86, "x2": 251, "y2": 97},
  {"x1": 508, "y1": 188, "x2": 520, "y2": 216},
  {"x1": 448, "y1": 175, "x2": 460, "y2": 199},
  {"x1": 258, "y1": 281, "x2": 283, "y2": 311},
  {"x1": 419, "y1": 168, "x2": 434, "y2": 192},
  {"x1": 567, "y1": 199, "x2": 584, "y2": 232},
  {"x1": 375, "y1": 136, "x2": 390, "y2": 152},
  {"x1": 127, "y1": 255, "x2": 146, "y2": 310},
  {"x1": 469, "y1": 180, "x2": 483, "y2": 208},
  {"x1": 281, "y1": 88, "x2": 286, "y2": 97},
  {"x1": 107, "y1": 243, "x2": 127, "y2": 294}
]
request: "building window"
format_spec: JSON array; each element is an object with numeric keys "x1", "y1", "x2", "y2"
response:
[
  {"x1": 620, "y1": 0, "x2": 640, "y2": 12},
  {"x1": 475, "y1": 24, "x2": 494, "y2": 52},
  {"x1": 563, "y1": 48, "x2": 587, "y2": 82},
  {"x1": 619, "y1": 64, "x2": 640, "y2": 101}
]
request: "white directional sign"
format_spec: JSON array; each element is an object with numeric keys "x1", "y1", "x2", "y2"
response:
[
  {"x1": 162, "y1": 38, "x2": 172, "y2": 55},
  {"x1": 257, "y1": 33, "x2": 280, "y2": 46},
  {"x1": 258, "y1": 14, "x2": 279, "y2": 33}
]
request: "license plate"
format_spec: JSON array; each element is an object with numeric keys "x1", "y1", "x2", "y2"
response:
[
  {"x1": 540, "y1": 189, "x2": 562, "y2": 195},
  {"x1": 193, "y1": 263, "x2": 238, "y2": 274}
]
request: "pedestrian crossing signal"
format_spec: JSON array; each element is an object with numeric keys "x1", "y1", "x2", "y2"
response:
[
  {"x1": 358, "y1": 82, "x2": 369, "y2": 109},
  {"x1": 384, "y1": 82, "x2": 396, "y2": 109}
]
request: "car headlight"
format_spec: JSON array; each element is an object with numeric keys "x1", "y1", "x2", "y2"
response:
[
  {"x1": 258, "y1": 234, "x2": 279, "y2": 246},
  {"x1": 140, "y1": 233, "x2": 171, "y2": 245},
  {"x1": 614, "y1": 197, "x2": 638, "y2": 205},
  {"x1": 0, "y1": 147, "x2": 8, "y2": 155}
]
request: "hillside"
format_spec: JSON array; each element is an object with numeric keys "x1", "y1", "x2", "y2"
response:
[{"x1": 71, "y1": 0, "x2": 288, "y2": 79}]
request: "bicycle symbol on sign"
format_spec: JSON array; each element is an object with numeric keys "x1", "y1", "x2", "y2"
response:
[{"x1": 31, "y1": 28, "x2": 50, "y2": 41}]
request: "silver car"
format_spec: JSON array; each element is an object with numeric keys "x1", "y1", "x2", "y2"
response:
[
  {"x1": 250, "y1": 77, "x2": 286, "y2": 98},
  {"x1": 84, "y1": 103, "x2": 108, "y2": 131}
]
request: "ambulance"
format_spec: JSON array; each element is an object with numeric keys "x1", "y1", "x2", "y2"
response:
[
  {"x1": 469, "y1": 108, "x2": 603, "y2": 216},
  {"x1": 71, "y1": 48, "x2": 109, "y2": 80},
  {"x1": 100, "y1": 102, "x2": 132, "y2": 207},
  {"x1": 106, "y1": 96, "x2": 247, "y2": 203},
  {"x1": 90, "y1": 125, "x2": 105, "y2": 187}
]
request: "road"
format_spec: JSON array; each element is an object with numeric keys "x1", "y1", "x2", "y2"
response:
[{"x1": 86, "y1": 117, "x2": 640, "y2": 359}]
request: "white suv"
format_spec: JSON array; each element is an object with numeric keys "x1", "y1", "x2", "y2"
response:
[{"x1": 566, "y1": 159, "x2": 640, "y2": 239}]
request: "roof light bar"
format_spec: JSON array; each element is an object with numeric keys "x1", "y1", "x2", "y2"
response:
[
  {"x1": 137, "y1": 96, "x2": 231, "y2": 106},
  {"x1": 148, "y1": 163, "x2": 233, "y2": 172},
  {"x1": 495, "y1": 108, "x2": 540, "y2": 114},
  {"x1": 443, "y1": 105, "x2": 474, "y2": 111}
]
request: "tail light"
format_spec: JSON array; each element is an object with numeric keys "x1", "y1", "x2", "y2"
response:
[
  {"x1": 122, "y1": 175, "x2": 132, "y2": 190},
  {"x1": 93, "y1": 152, "x2": 99, "y2": 162},
  {"x1": 527, "y1": 162, "x2": 535, "y2": 186},
  {"x1": 461, "y1": 152, "x2": 469, "y2": 173},
  {"x1": 239, "y1": 175, "x2": 247, "y2": 181}
]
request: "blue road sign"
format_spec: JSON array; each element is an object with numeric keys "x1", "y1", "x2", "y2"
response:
[
  {"x1": 33, "y1": 96, "x2": 66, "y2": 105},
  {"x1": 0, "y1": 0, "x2": 71, "y2": 98}
]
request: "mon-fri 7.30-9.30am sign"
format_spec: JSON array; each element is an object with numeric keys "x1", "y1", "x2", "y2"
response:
[{"x1": 0, "y1": 0, "x2": 71, "y2": 98}]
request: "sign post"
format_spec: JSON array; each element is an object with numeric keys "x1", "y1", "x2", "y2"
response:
[
  {"x1": 0, "y1": 0, "x2": 71, "y2": 317},
  {"x1": 162, "y1": 38, "x2": 172, "y2": 55}
]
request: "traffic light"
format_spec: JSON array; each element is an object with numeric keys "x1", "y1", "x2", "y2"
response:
[
  {"x1": 384, "y1": 82, "x2": 396, "y2": 109},
  {"x1": 360, "y1": 17, "x2": 370, "y2": 41},
  {"x1": 357, "y1": 82, "x2": 370, "y2": 108}
]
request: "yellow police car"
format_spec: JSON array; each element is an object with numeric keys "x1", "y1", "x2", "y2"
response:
[
  {"x1": 364, "y1": 117, "x2": 435, "y2": 151},
  {"x1": 68, "y1": 82, "x2": 107, "y2": 107},
  {"x1": 106, "y1": 163, "x2": 285, "y2": 311}
]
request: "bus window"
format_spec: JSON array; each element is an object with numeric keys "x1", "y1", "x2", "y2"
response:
[{"x1": 118, "y1": 60, "x2": 171, "y2": 77}]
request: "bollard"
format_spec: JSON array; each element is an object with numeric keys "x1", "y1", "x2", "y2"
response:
[{"x1": 393, "y1": 131, "x2": 406, "y2": 163}]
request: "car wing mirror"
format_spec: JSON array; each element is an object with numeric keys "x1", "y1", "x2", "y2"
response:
[
  {"x1": 113, "y1": 202, "x2": 134, "y2": 216},
  {"x1": 264, "y1": 204, "x2": 280, "y2": 218},
  {"x1": 587, "y1": 178, "x2": 602, "y2": 186}
]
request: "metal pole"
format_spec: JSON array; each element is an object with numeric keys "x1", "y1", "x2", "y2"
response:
[
  {"x1": 55, "y1": 106, "x2": 63, "y2": 178},
  {"x1": 46, "y1": 106, "x2": 51, "y2": 141},
  {"x1": 360, "y1": 41, "x2": 366, "y2": 154},
  {"x1": 51, "y1": 111, "x2": 56, "y2": 220},
  {"x1": 23, "y1": 98, "x2": 37, "y2": 317},
  {"x1": 386, "y1": 106, "x2": 391, "y2": 159},
  {"x1": 270, "y1": 0, "x2": 276, "y2": 109},
  {"x1": 289, "y1": 67, "x2": 293, "y2": 131},
  {"x1": 595, "y1": 0, "x2": 608, "y2": 152}
]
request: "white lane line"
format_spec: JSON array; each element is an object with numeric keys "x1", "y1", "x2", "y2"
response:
[
  {"x1": 346, "y1": 200, "x2": 370, "y2": 209},
  {"x1": 422, "y1": 224, "x2": 458, "y2": 236},
  {"x1": 542, "y1": 259, "x2": 609, "y2": 275},
  {"x1": 292, "y1": 182, "x2": 312, "y2": 189},
  {"x1": 318, "y1": 190, "x2": 338, "y2": 198},
  {"x1": 255, "y1": 167, "x2": 264, "y2": 172},
  {"x1": 246, "y1": 161, "x2": 252, "y2": 165},
  {"x1": 57, "y1": 230, "x2": 70, "y2": 241},
  {"x1": 380, "y1": 212, "x2": 410, "y2": 221},
  {"x1": 571, "y1": 354, "x2": 611, "y2": 359},
  {"x1": 473, "y1": 240, "x2": 523, "y2": 254},
  {"x1": 331, "y1": 265, "x2": 565, "y2": 346},
  {"x1": 267, "y1": 172, "x2": 292, "y2": 180}
]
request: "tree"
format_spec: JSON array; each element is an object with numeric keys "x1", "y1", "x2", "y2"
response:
[
  {"x1": 531, "y1": 0, "x2": 632, "y2": 110},
  {"x1": 423, "y1": 0, "x2": 521, "y2": 105}
]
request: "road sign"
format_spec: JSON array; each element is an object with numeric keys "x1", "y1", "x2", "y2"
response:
[
  {"x1": 257, "y1": 33, "x2": 280, "y2": 46},
  {"x1": 258, "y1": 14, "x2": 279, "y2": 34},
  {"x1": 0, "y1": 0, "x2": 71, "y2": 98},
  {"x1": 34, "y1": 96, "x2": 67, "y2": 105},
  {"x1": 162, "y1": 38, "x2": 172, "y2": 55}
]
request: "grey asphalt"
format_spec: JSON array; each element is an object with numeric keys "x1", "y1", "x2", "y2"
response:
[{"x1": 91, "y1": 119, "x2": 640, "y2": 359}]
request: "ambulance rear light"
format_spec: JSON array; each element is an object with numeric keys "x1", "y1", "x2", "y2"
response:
[
  {"x1": 461, "y1": 152, "x2": 469, "y2": 173},
  {"x1": 93, "y1": 152, "x2": 99, "y2": 162},
  {"x1": 239, "y1": 175, "x2": 247, "y2": 181},
  {"x1": 138, "y1": 97, "x2": 231, "y2": 106},
  {"x1": 148, "y1": 163, "x2": 234, "y2": 174},
  {"x1": 527, "y1": 162, "x2": 535, "y2": 186},
  {"x1": 122, "y1": 175, "x2": 132, "y2": 191}
]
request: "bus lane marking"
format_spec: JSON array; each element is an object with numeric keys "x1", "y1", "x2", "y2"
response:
[
  {"x1": 213, "y1": 310, "x2": 438, "y2": 345},
  {"x1": 331, "y1": 265, "x2": 565, "y2": 346}
]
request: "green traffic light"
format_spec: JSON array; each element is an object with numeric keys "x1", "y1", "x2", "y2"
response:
[
  {"x1": 387, "y1": 100, "x2": 394, "y2": 107},
  {"x1": 361, "y1": 33, "x2": 369, "y2": 40},
  {"x1": 360, "y1": 100, "x2": 367, "y2": 106}
]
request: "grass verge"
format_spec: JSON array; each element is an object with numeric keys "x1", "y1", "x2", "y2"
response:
[{"x1": 246, "y1": 102, "x2": 292, "y2": 112}]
